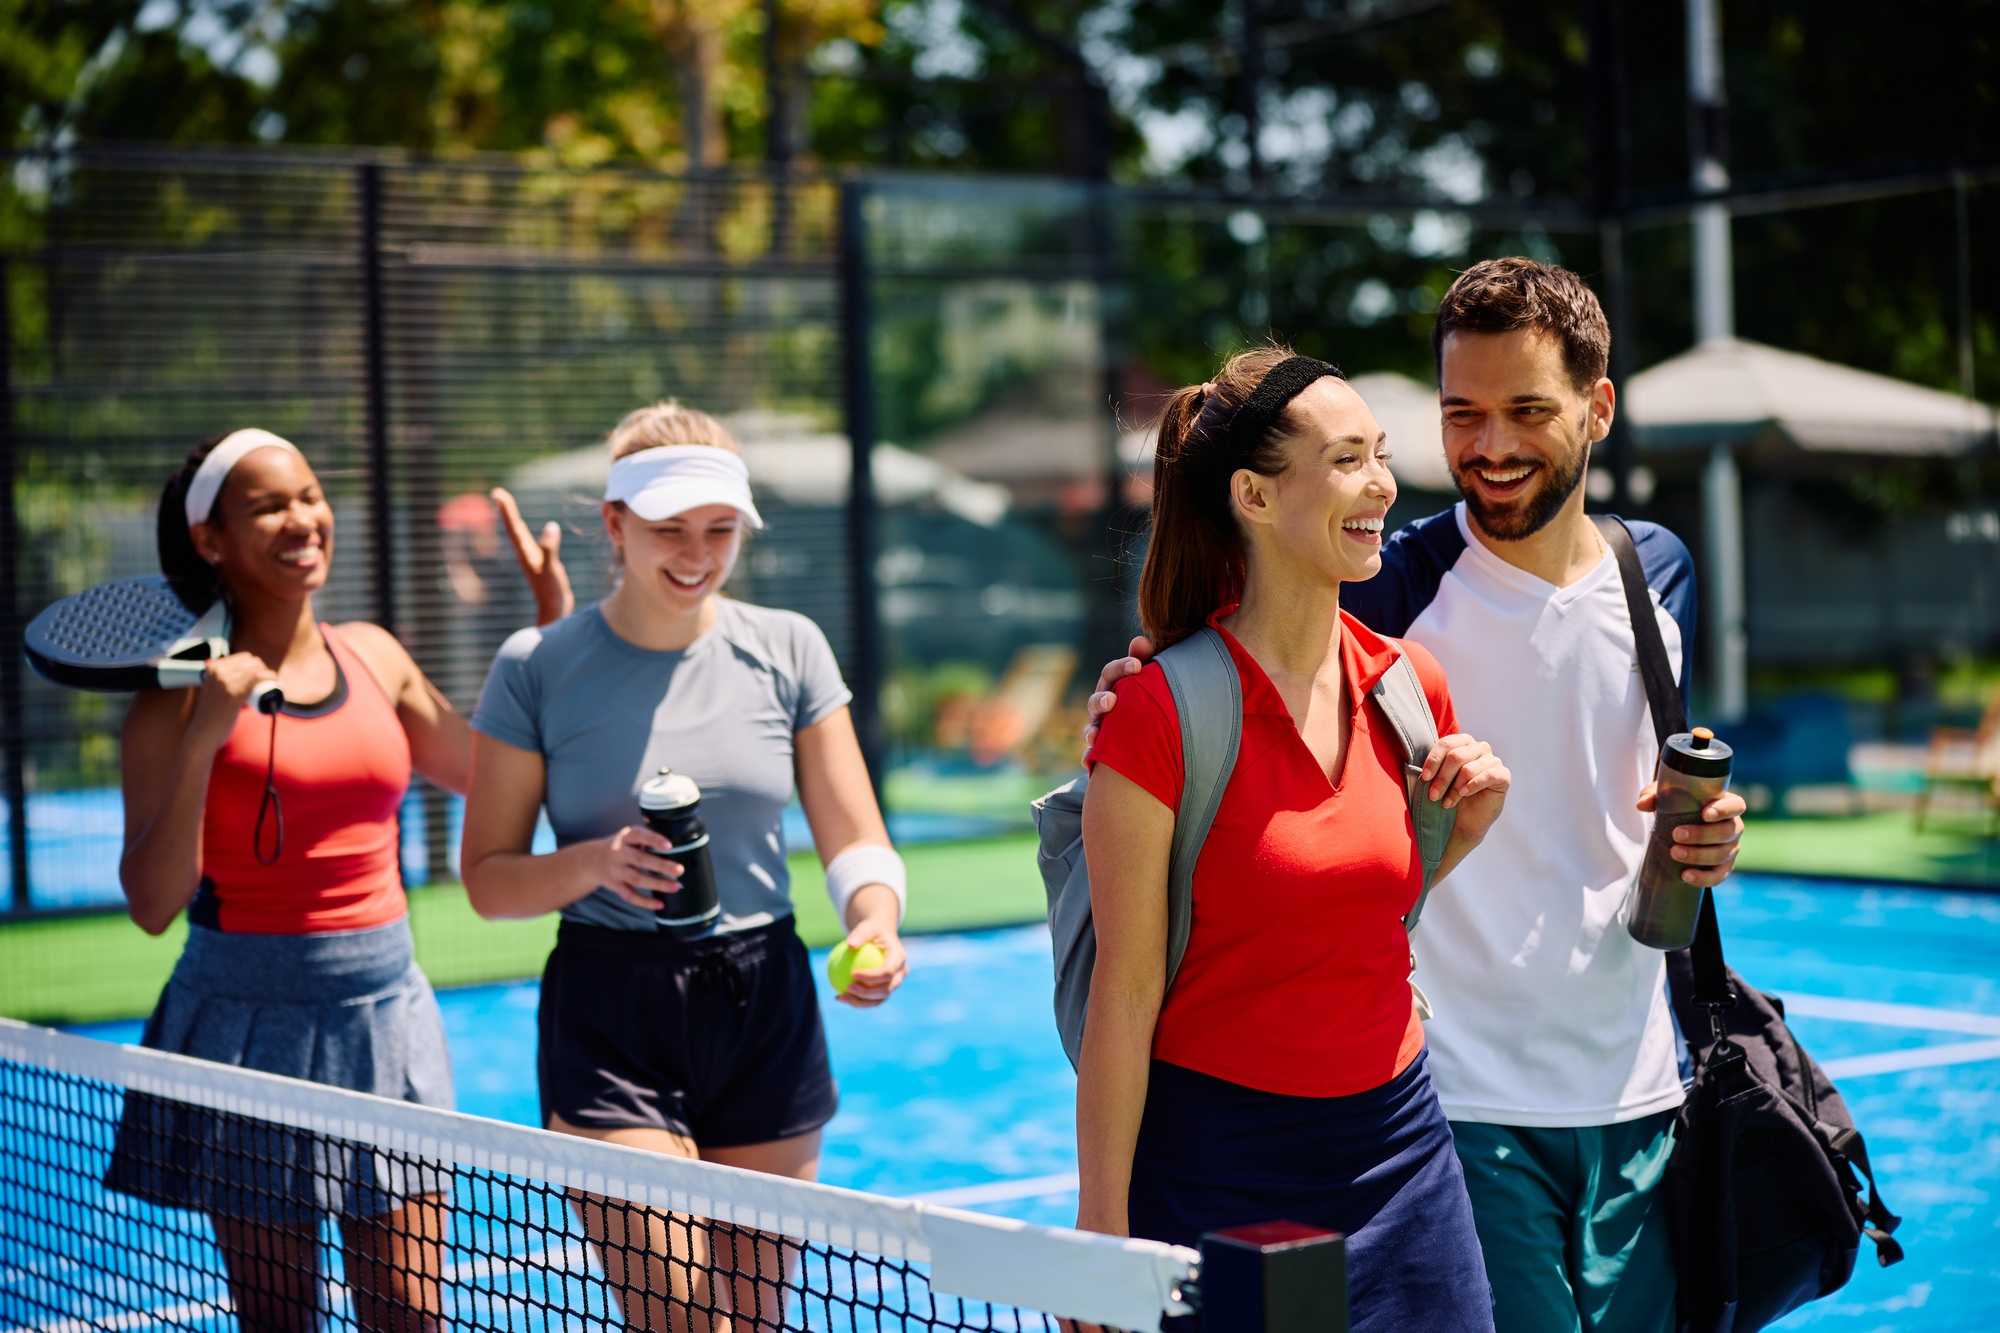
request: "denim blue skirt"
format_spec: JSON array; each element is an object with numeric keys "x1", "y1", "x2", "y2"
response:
[
  {"x1": 1129, "y1": 1050, "x2": 1494, "y2": 1333},
  {"x1": 104, "y1": 918, "x2": 454, "y2": 1222}
]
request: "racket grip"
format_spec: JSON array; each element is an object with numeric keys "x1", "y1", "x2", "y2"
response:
[
  {"x1": 249, "y1": 681, "x2": 285, "y2": 715},
  {"x1": 154, "y1": 662, "x2": 207, "y2": 689}
]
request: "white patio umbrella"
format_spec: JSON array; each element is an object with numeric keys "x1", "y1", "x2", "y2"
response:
[
  {"x1": 1626, "y1": 338, "x2": 1996, "y2": 455},
  {"x1": 1626, "y1": 337, "x2": 1997, "y2": 718}
]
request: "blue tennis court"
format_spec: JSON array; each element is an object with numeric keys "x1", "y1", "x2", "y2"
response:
[{"x1": 60, "y1": 871, "x2": 2000, "y2": 1331}]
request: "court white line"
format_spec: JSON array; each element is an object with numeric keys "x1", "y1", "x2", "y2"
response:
[
  {"x1": 909, "y1": 1173, "x2": 1081, "y2": 1208},
  {"x1": 1819, "y1": 1038, "x2": 2000, "y2": 1080},
  {"x1": 1780, "y1": 994, "x2": 2000, "y2": 1038}
]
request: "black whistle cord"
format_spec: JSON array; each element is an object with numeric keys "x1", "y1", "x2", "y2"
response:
[{"x1": 253, "y1": 707, "x2": 283, "y2": 865}]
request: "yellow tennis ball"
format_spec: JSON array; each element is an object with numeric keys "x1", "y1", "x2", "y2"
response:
[{"x1": 827, "y1": 941, "x2": 886, "y2": 995}]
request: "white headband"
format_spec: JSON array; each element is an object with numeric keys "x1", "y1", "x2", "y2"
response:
[
  {"x1": 185, "y1": 429, "x2": 303, "y2": 530},
  {"x1": 605, "y1": 445, "x2": 764, "y2": 528}
]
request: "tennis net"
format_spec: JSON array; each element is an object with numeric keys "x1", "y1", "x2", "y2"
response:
[{"x1": 0, "y1": 1019, "x2": 1198, "y2": 1333}]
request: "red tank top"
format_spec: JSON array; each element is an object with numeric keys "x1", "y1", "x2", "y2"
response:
[{"x1": 192, "y1": 626, "x2": 411, "y2": 934}]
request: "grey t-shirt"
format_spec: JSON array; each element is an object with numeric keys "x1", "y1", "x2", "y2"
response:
[{"x1": 471, "y1": 599, "x2": 853, "y2": 932}]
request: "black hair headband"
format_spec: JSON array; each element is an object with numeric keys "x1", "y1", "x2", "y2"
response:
[{"x1": 1195, "y1": 355, "x2": 1343, "y2": 452}]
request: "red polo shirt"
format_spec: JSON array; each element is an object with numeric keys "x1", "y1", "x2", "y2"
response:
[{"x1": 1088, "y1": 608, "x2": 1458, "y2": 1098}]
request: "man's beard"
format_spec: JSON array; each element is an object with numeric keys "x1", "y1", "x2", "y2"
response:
[{"x1": 1453, "y1": 433, "x2": 1591, "y2": 541}]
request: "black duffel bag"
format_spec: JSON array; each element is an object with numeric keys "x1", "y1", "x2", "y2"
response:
[
  {"x1": 1664, "y1": 897, "x2": 1904, "y2": 1332},
  {"x1": 1596, "y1": 516, "x2": 1904, "y2": 1333}
]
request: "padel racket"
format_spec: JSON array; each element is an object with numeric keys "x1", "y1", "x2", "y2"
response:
[{"x1": 24, "y1": 576, "x2": 283, "y2": 712}]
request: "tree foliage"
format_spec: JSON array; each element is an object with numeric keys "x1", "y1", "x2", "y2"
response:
[{"x1": 4, "y1": 0, "x2": 1997, "y2": 396}]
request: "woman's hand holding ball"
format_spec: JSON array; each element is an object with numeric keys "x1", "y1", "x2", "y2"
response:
[{"x1": 831, "y1": 883, "x2": 907, "y2": 1007}]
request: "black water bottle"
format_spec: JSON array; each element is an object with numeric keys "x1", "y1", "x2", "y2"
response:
[
  {"x1": 1626, "y1": 728, "x2": 1735, "y2": 950},
  {"x1": 638, "y1": 770, "x2": 721, "y2": 939}
]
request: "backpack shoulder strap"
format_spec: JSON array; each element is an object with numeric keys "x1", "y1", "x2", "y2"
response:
[
  {"x1": 1155, "y1": 627, "x2": 1243, "y2": 990},
  {"x1": 1369, "y1": 651, "x2": 1456, "y2": 932}
]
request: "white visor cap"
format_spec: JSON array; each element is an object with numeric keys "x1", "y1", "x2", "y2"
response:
[{"x1": 604, "y1": 445, "x2": 765, "y2": 528}]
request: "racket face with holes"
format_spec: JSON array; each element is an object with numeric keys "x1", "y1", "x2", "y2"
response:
[{"x1": 23, "y1": 577, "x2": 224, "y2": 692}]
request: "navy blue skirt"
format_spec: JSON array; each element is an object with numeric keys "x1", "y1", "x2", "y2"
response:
[
  {"x1": 1129, "y1": 1051, "x2": 1493, "y2": 1333},
  {"x1": 104, "y1": 919, "x2": 453, "y2": 1222}
]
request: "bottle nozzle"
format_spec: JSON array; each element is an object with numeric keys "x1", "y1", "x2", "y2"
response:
[{"x1": 1691, "y1": 726, "x2": 1713, "y2": 750}]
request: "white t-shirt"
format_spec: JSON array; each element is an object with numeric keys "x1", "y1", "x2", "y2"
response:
[{"x1": 1345, "y1": 503, "x2": 1696, "y2": 1127}]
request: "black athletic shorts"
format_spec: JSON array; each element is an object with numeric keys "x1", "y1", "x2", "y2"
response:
[{"x1": 537, "y1": 916, "x2": 838, "y2": 1147}]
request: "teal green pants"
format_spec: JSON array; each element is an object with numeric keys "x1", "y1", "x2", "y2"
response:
[{"x1": 1451, "y1": 1111, "x2": 1678, "y2": 1333}]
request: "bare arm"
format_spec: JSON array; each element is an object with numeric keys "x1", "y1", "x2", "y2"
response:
[
  {"x1": 459, "y1": 732, "x2": 676, "y2": 920},
  {"x1": 795, "y1": 707, "x2": 908, "y2": 1006},
  {"x1": 336, "y1": 622, "x2": 473, "y2": 796},
  {"x1": 333, "y1": 501, "x2": 569, "y2": 798},
  {"x1": 1074, "y1": 764, "x2": 1175, "y2": 1238},
  {"x1": 492, "y1": 487, "x2": 574, "y2": 625},
  {"x1": 118, "y1": 654, "x2": 276, "y2": 935}
]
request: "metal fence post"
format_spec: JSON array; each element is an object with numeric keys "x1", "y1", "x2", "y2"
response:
[
  {"x1": 839, "y1": 179, "x2": 885, "y2": 796},
  {"x1": 360, "y1": 162, "x2": 396, "y2": 635},
  {"x1": 1589, "y1": 0, "x2": 1635, "y2": 510},
  {"x1": 0, "y1": 258, "x2": 30, "y2": 913},
  {"x1": 1090, "y1": 182, "x2": 1137, "y2": 659}
]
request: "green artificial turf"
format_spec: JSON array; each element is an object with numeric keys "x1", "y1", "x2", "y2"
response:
[
  {"x1": 0, "y1": 835, "x2": 1047, "y2": 1027},
  {"x1": 1735, "y1": 810, "x2": 1999, "y2": 887},
  {"x1": 8, "y1": 816, "x2": 1994, "y2": 1028}
]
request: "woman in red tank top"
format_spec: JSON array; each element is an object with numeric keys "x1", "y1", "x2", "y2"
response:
[{"x1": 109, "y1": 430, "x2": 570, "y2": 1333}]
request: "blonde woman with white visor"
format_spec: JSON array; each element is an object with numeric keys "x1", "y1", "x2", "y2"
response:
[{"x1": 461, "y1": 402, "x2": 908, "y2": 1332}]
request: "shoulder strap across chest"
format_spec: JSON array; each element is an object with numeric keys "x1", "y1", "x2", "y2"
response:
[
  {"x1": 1154, "y1": 627, "x2": 1243, "y2": 990},
  {"x1": 1369, "y1": 652, "x2": 1455, "y2": 932}
]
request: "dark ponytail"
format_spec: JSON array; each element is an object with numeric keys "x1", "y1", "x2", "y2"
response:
[
  {"x1": 1138, "y1": 344, "x2": 1342, "y2": 647},
  {"x1": 157, "y1": 436, "x2": 228, "y2": 614}
]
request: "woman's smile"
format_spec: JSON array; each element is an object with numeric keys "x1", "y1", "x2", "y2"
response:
[
  {"x1": 1340, "y1": 512, "x2": 1387, "y2": 546},
  {"x1": 271, "y1": 540, "x2": 324, "y2": 569}
]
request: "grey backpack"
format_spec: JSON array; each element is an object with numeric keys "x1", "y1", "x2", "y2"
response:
[{"x1": 1032, "y1": 626, "x2": 1458, "y2": 1070}]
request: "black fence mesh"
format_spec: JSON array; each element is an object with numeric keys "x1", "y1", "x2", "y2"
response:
[
  {"x1": 4, "y1": 146, "x2": 1992, "y2": 931},
  {"x1": 1, "y1": 150, "x2": 849, "y2": 912}
]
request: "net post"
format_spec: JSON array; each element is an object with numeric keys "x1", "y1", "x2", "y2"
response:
[{"x1": 1197, "y1": 1222, "x2": 1348, "y2": 1333}]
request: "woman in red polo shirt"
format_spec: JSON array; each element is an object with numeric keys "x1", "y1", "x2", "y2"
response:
[{"x1": 1081, "y1": 347, "x2": 1511, "y2": 1331}]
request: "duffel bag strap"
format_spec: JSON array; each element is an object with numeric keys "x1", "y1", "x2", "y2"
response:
[
  {"x1": 1831, "y1": 1127, "x2": 1906, "y2": 1265},
  {"x1": 1597, "y1": 515, "x2": 1739, "y2": 1041},
  {"x1": 1688, "y1": 885, "x2": 1737, "y2": 1043}
]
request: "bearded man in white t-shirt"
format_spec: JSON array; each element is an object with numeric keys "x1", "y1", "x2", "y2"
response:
[{"x1": 1084, "y1": 257, "x2": 1747, "y2": 1333}]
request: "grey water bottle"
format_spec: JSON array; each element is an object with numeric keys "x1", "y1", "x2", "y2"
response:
[
  {"x1": 638, "y1": 770, "x2": 721, "y2": 939},
  {"x1": 1626, "y1": 727, "x2": 1734, "y2": 951}
]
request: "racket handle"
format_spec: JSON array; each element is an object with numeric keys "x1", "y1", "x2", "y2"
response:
[
  {"x1": 155, "y1": 662, "x2": 208, "y2": 690},
  {"x1": 250, "y1": 681, "x2": 285, "y2": 715}
]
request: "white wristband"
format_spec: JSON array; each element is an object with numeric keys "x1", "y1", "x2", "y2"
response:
[{"x1": 825, "y1": 844, "x2": 906, "y2": 927}]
